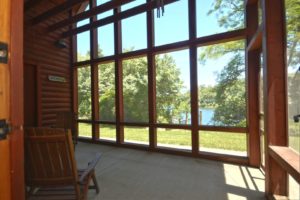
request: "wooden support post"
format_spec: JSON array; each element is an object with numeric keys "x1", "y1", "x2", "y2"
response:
[
  {"x1": 115, "y1": 7, "x2": 124, "y2": 144},
  {"x1": 90, "y1": 0, "x2": 99, "y2": 140},
  {"x1": 147, "y1": 0, "x2": 157, "y2": 150},
  {"x1": 262, "y1": 0, "x2": 288, "y2": 197},
  {"x1": 246, "y1": 1, "x2": 261, "y2": 167},
  {"x1": 70, "y1": 10, "x2": 79, "y2": 139},
  {"x1": 189, "y1": 0, "x2": 199, "y2": 155}
]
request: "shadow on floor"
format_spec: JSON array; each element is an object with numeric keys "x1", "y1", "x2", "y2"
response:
[{"x1": 75, "y1": 142, "x2": 265, "y2": 200}]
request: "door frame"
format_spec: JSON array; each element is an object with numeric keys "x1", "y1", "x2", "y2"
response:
[{"x1": 0, "y1": 0, "x2": 24, "y2": 199}]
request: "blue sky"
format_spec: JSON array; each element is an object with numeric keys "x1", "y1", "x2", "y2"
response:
[{"x1": 77, "y1": 0, "x2": 245, "y2": 87}]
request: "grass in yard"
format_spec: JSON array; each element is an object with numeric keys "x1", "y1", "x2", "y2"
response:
[
  {"x1": 78, "y1": 123, "x2": 92, "y2": 138},
  {"x1": 288, "y1": 120, "x2": 300, "y2": 153},
  {"x1": 289, "y1": 135, "x2": 300, "y2": 153},
  {"x1": 124, "y1": 127, "x2": 149, "y2": 144},
  {"x1": 99, "y1": 125, "x2": 116, "y2": 141},
  {"x1": 157, "y1": 129, "x2": 191, "y2": 149},
  {"x1": 200, "y1": 131, "x2": 246, "y2": 152},
  {"x1": 79, "y1": 124, "x2": 247, "y2": 152}
]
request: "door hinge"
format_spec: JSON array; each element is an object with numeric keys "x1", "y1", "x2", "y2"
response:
[
  {"x1": 0, "y1": 42, "x2": 8, "y2": 64},
  {"x1": 0, "y1": 120, "x2": 11, "y2": 140}
]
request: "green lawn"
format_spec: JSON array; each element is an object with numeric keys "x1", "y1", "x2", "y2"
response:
[{"x1": 79, "y1": 123, "x2": 247, "y2": 152}]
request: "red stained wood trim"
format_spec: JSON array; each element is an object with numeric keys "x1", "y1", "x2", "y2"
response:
[
  {"x1": 121, "y1": 122, "x2": 149, "y2": 127},
  {"x1": 49, "y1": 0, "x2": 134, "y2": 32},
  {"x1": 30, "y1": 0, "x2": 89, "y2": 25},
  {"x1": 195, "y1": 29, "x2": 246, "y2": 47},
  {"x1": 61, "y1": 0, "x2": 179, "y2": 38},
  {"x1": 10, "y1": 0, "x2": 25, "y2": 199},
  {"x1": 78, "y1": 137, "x2": 249, "y2": 165},
  {"x1": 74, "y1": 29, "x2": 246, "y2": 67},
  {"x1": 262, "y1": 0, "x2": 288, "y2": 196},
  {"x1": 199, "y1": 126, "x2": 247, "y2": 133},
  {"x1": 77, "y1": 121, "x2": 247, "y2": 133},
  {"x1": 246, "y1": 0, "x2": 259, "y2": 6},
  {"x1": 95, "y1": 121, "x2": 116, "y2": 125},
  {"x1": 147, "y1": 0, "x2": 156, "y2": 150},
  {"x1": 114, "y1": 7, "x2": 124, "y2": 144},
  {"x1": 269, "y1": 146, "x2": 300, "y2": 184},
  {"x1": 188, "y1": 0, "x2": 199, "y2": 155},
  {"x1": 247, "y1": 25, "x2": 263, "y2": 51},
  {"x1": 246, "y1": 2, "x2": 260, "y2": 167},
  {"x1": 90, "y1": 0, "x2": 99, "y2": 140}
]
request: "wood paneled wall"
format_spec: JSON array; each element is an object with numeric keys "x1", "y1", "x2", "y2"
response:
[{"x1": 24, "y1": 1, "x2": 72, "y2": 127}]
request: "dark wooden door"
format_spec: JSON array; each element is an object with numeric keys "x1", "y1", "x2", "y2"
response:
[{"x1": 24, "y1": 64, "x2": 37, "y2": 127}]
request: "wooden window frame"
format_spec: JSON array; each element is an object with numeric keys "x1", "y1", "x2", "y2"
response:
[{"x1": 74, "y1": 0, "x2": 254, "y2": 165}]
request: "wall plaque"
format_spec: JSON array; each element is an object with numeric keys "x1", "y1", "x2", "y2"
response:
[{"x1": 48, "y1": 75, "x2": 67, "y2": 83}]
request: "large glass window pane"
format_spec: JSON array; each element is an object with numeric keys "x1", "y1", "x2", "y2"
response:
[
  {"x1": 77, "y1": 31, "x2": 90, "y2": 62},
  {"x1": 97, "y1": 24, "x2": 114, "y2": 57},
  {"x1": 78, "y1": 123, "x2": 92, "y2": 138},
  {"x1": 285, "y1": 1, "x2": 300, "y2": 195},
  {"x1": 78, "y1": 67, "x2": 92, "y2": 120},
  {"x1": 289, "y1": 175, "x2": 300, "y2": 200},
  {"x1": 286, "y1": 0, "x2": 300, "y2": 154},
  {"x1": 123, "y1": 57, "x2": 149, "y2": 122},
  {"x1": 99, "y1": 124, "x2": 116, "y2": 141},
  {"x1": 198, "y1": 40, "x2": 246, "y2": 127},
  {"x1": 122, "y1": 13, "x2": 147, "y2": 52},
  {"x1": 98, "y1": 62, "x2": 115, "y2": 121},
  {"x1": 154, "y1": 0, "x2": 188, "y2": 46},
  {"x1": 121, "y1": 0, "x2": 145, "y2": 11},
  {"x1": 156, "y1": 50, "x2": 190, "y2": 124},
  {"x1": 97, "y1": 0, "x2": 113, "y2": 20},
  {"x1": 196, "y1": 0, "x2": 245, "y2": 37},
  {"x1": 157, "y1": 129, "x2": 191, "y2": 150},
  {"x1": 124, "y1": 126, "x2": 149, "y2": 145},
  {"x1": 76, "y1": 6, "x2": 90, "y2": 27},
  {"x1": 199, "y1": 131, "x2": 247, "y2": 156}
]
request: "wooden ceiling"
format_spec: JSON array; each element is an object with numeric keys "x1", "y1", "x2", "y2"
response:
[{"x1": 25, "y1": 0, "x2": 88, "y2": 14}]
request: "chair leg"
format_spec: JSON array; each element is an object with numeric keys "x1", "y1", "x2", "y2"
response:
[{"x1": 92, "y1": 172, "x2": 100, "y2": 194}]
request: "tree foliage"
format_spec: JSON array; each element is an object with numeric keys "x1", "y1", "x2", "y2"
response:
[
  {"x1": 77, "y1": 0, "x2": 299, "y2": 128},
  {"x1": 198, "y1": 0, "x2": 246, "y2": 127},
  {"x1": 77, "y1": 51, "x2": 185, "y2": 123}
]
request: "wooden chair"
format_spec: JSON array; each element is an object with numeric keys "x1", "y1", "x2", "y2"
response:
[
  {"x1": 55, "y1": 111, "x2": 78, "y2": 146},
  {"x1": 24, "y1": 127, "x2": 100, "y2": 200}
]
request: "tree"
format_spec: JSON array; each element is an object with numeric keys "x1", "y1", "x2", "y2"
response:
[
  {"x1": 285, "y1": 0, "x2": 300, "y2": 67},
  {"x1": 198, "y1": 85, "x2": 216, "y2": 109},
  {"x1": 155, "y1": 54, "x2": 185, "y2": 123},
  {"x1": 77, "y1": 67, "x2": 92, "y2": 119},
  {"x1": 77, "y1": 50, "x2": 185, "y2": 124},
  {"x1": 198, "y1": 0, "x2": 247, "y2": 127}
]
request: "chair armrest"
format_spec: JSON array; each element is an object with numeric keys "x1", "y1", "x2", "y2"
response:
[{"x1": 78, "y1": 153, "x2": 101, "y2": 183}]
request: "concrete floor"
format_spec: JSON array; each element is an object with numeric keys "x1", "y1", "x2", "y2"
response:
[{"x1": 75, "y1": 142, "x2": 265, "y2": 200}]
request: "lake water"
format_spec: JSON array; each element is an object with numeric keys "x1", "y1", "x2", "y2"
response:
[
  {"x1": 199, "y1": 108, "x2": 215, "y2": 125},
  {"x1": 180, "y1": 108, "x2": 215, "y2": 125}
]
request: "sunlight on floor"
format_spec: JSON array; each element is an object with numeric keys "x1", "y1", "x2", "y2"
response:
[{"x1": 76, "y1": 142, "x2": 265, "y2": 200}]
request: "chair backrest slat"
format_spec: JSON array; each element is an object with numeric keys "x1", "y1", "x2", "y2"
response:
[{"x1": 25, "y1": 128, "x2": 79, "y2": 190}]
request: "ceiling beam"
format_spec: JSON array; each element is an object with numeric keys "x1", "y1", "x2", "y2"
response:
[
  {"x1": 61, "y1": 0, "x2": 179, "y2": 38},
  {"x1": 48, "y1": 0, "x2": 134, "y2": 32},
  {"x1": 30, "y1": 0, "x2": 89, "y2": 25},
  {"x1": 24, "y1": 0, "x2": 44, "y2": 12}
]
